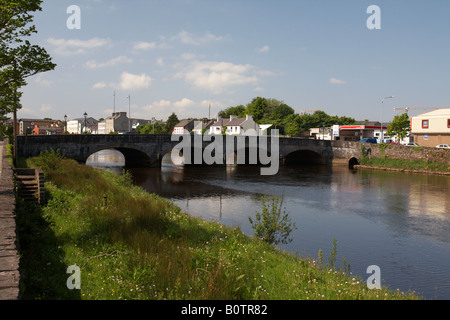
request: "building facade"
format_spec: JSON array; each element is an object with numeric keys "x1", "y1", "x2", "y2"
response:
[
  {"x1": 209, "y1": 115, "x2": 259, "y2": 135},
  {"x1": 411, "y1": 108, "x2": 450, "y2": 147},
  {"x1": 67, "y1": 117, "x2": 98, "y2": 134},
  {"x1": 19, "y1": 119, "x2": 64, "y2": 135}
]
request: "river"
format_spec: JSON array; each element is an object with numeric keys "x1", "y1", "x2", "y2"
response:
[{"x1": 87, "y1": 149, "x2": 450, "y2": 300}]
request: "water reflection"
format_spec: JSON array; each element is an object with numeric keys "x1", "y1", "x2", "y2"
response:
[{"x1": 87, "y1": 150, "x2": 450, "y2": 299}]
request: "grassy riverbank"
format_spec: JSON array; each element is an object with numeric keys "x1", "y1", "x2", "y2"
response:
[
  {"x1": 15, "y1": 152, "x2": 420, "y2": 300},
  {"x1": 358, "y1": 157, "x2": 450, "y2": 174}
]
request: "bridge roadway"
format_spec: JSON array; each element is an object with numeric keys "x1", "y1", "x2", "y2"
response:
[{"x1": 16, "y1": 134, "x2": 361, "y2": 169}]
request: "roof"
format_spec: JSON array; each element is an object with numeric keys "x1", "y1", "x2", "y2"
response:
[
  {"x1": 212, "y1": 118, "x2": 246, "y2": 127},
  {"x1": 174, "y1": 119, "x2": 195, "y2": 127},
  {"x1": 193, "y1": 120, "x2": 214, "y2": 130},
  {"x1": 413, "y1": 108, "x2": 450, "y2": 118}
]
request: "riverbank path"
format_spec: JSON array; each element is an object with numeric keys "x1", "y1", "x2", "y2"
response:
[{"x1": 0, "y1": 140, "x2": 19, "y2": 300}]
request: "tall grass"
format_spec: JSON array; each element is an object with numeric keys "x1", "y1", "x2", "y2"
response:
[
  {"x1": 360, "y1": 157, "x2": 450, "y2": 172},
  {"x1": 16, "y1": 152, "x2": 420, "y2": 300}
]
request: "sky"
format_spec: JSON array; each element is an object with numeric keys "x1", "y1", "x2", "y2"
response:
[{"x1": 15, "y1": 0, "x2": 450, "y2": 123}]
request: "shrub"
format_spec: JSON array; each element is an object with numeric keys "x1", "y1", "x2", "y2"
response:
[{"x1": 248, "y1": 195, "x2": 297, "y2": 245}]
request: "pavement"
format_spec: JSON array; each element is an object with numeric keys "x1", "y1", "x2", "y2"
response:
[{"x1": 0, "y1": 140, "x2": 20, "y2": 300}]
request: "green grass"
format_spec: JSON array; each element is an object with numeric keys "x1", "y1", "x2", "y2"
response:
[
  {"x1": 360, "y1": 156, "x2": 450, "y2": 172},
  {"x1": 15, "y1": 152, "x2": 421, "y2": 300}
]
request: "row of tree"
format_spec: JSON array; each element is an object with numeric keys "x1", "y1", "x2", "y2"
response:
[{"x1": 218, "y1": 97, "x2": 357, "y2": 136}]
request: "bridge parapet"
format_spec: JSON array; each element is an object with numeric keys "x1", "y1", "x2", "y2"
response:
[{"x1": 16, "y1": 134, "x2": 362, "y2": 168}]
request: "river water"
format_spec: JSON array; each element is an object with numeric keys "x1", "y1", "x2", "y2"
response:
[{"x1": 87, "y1": 150, "x2": 450, "y2": 300}]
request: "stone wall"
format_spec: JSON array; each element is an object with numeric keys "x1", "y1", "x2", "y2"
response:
[{"x1": 362, "y1": 143, "x2": 450, "y2": 165}]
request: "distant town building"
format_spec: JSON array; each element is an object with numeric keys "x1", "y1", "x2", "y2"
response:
[
  {"x1": 209, "y1": 115, "x2": 259, "y2": 135},
  {"x1": 67, "y1": 117, "x2": 98, "y2": 134},
  {"x1": 193, "y1": 119, "x2": 214, "y2": 135},
  {"x1": 411, "y1": 108, "x2": 450, "y2": 147},
  {"x1": 97, "y1": 112, "x2": 151, "y2": 134},
  {"x1": 19, "y1": 119, "x2": 64, "y2": 135},
  {"x1": 173, "y1": 119, "x2": 195, "y2": 134},
  {"x1": 322, "y1": 121, "x2": 389, "y2": 141}
]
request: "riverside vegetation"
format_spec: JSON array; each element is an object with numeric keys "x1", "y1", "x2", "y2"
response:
[
  {"x1": 359, "y1": 144, "x2": 450, "y2": 174},
  {"x1": 14, "y1": 150, "x2": 420, "y2": 300}
]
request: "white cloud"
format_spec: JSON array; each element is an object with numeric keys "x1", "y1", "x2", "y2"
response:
[
  {"x1": 329, "y1": 78, "x2": 347, "y2": 85},
  {"x1": 175, "y1": 60, "x2": 260, "y2": 94},
  {"x1": 173, "y1": 98, "x2": 195, "y2": 109},
  {"x1": 133, "y1": 41, "x2": 157, "y2": 51},
  {"x1": 93, "y1": 82, "x2": 108, "y2": 89},
  {"x1": 119, "y1": 72, "x2": 152, "y2": 91},
  {"x1": 92, "y1": 72, "x2": 152, "y2": 91},
  {"x1": 47, "y1": 37, "x2": 111, "y2": 55},
  {"x1": 171, "y1": 30, "x2": 223, "y2": 45},
  {"x1": 85, "y1": 56, "x2": 132, "y2": 69},
  {"x1": 257, "y1": 45, "x2": 270, "y2": 53}
]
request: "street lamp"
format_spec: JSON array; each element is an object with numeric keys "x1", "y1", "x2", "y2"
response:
[
  {"x1": 127, "y1": 94, "x2": 131, "y2": 132},
  {"x1": 83, "y1": 112, "x2": 88, "y2": 134},
  {"x1": 381, "y1": 96, "x2": 394, "y2": 142},
  {"x1": 64, "y1": 114, "x2": 67, "y2": 133}
]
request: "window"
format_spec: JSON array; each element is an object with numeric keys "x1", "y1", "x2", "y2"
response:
[
  {"x1": 422, "y1": 120, "x2": 429, "y2": 129},
  {"x1": 447, "y1": 119, "x2": 450, "y2": 128}
]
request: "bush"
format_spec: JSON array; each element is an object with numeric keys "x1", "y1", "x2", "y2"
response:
[{"x1": 248, "y1": 195, "x2": 297, "y2": 245}]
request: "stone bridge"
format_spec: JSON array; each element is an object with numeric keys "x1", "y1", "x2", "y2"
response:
[{"x1": 16, "y1": 134, "x2": 362, "y2": 169}]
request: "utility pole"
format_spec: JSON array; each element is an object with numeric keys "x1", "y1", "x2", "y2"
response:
[{"x1": 113, "y1": 91, "x2": 116, "y2": 114}]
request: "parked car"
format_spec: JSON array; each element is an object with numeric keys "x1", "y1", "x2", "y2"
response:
[
  {"x1": 405, "y1": 142, "x2": 420, "y2": 147},
  {"x1": 359, "y1": 138, "x2": 377, "y2": 144},
  {"x1": 436, "y1": 144, "x2": 450, "y2": 149}
]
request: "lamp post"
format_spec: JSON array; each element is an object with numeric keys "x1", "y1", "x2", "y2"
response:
[
  {"x1": 381, "y1": 96, "x2": 394, "y2": 142},
  {"x1": 64, "y1": 114, "x2": 67, "y2": 134},
  {"x1": 83, "y1": 112, "x2": 88, "y2": 134},
  {"x1": 127, "y1": 94, "x2": 131, "y2": 132}
]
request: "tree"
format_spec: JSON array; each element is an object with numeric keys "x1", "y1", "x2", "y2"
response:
[
  {"x1": 1, "y1": 0, "x2": 56, "y2": 163},
  {"x1": 284, "y1": 114, "x2": 301, "y2": 137},
  {"x1": 387, "y1": 113, "x2": 410, "y2": 142},
  {"x1": 218, "y1": 105, "x2": 246, "y2": 119},
  {"x1": 245, "y1": 97, "x2": 267, "y2": 123},
  {"x1": 164, "y1": 113, "x2": 179, "y2": 134},
  {"x1": 136, "y1": 121, "x2": 165, "y2": 134}
]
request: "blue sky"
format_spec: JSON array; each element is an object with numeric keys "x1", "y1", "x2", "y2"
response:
[{"x1": 17, "y1": 0, "x2": 450, "y2": 123}]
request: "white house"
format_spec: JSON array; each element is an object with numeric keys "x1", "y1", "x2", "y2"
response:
[
  {"x1": 209, "y1": 115, "x2": 259, "y2": 135},
  {"x1": 67, "y1": 117, "x2": 98, "y2": 134}
]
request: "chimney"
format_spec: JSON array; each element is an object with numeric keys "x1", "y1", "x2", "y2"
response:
[
  {"x1": 246, "y1": 114, "x2": 253, "y2": 121},
  {"x1": 230, "y1": 115, "x2": 238, "y2": 120}
]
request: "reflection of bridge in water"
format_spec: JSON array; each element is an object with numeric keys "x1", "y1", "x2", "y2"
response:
[{"x1": 17, "y1": 134, "x2": 361, "y2": 169}]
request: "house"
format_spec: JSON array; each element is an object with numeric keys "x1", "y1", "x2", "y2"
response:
[
  {"x1": 173, "y1": 119, "x2": 195, "y2": 134},
  {"x1": 100, "y1": 112, "x2": 131, "y2": 134},
  {"x1": 193, "y1": 119, "x2": 214, "y2": 135},
  {"x1": 19, "y1": 118, "x2": 64, "y2": 135},
  {"x1": 411, "y1": 108, "x2": 450, "y2": 147},
  {"x1": 209, "y1": 115, "x2": 259, "y2": 135},
  {"x1": 32, "y1": 125, "x2": 63, "y2": 135},
  {"x1": 67, "y1": 117, "x2": 98, "y2": 134}
]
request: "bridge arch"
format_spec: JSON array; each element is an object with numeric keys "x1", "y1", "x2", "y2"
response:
[
  {"x1": 283, "y1": 149, "x2": 326, "y2": 165},
  {"x1": 84, "y1": 145, "x2": 155, "y2": 168}
]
